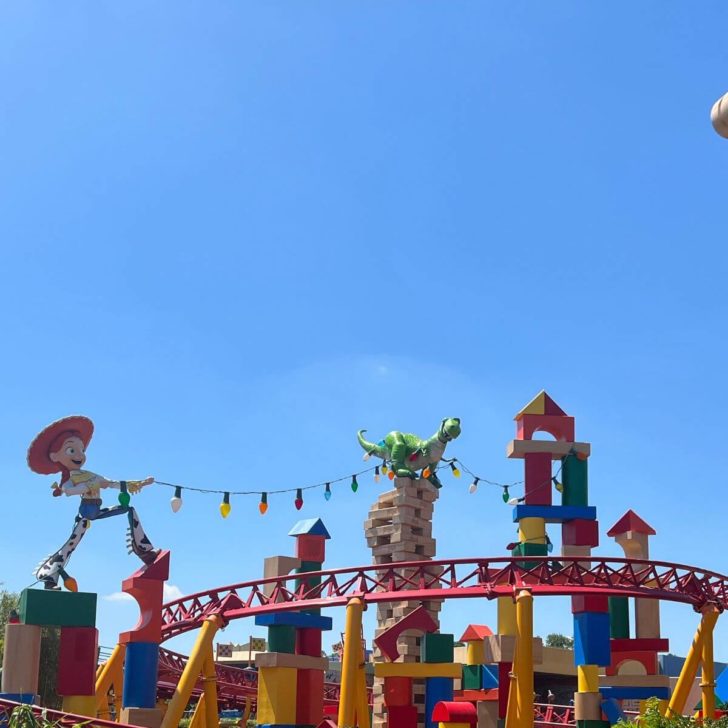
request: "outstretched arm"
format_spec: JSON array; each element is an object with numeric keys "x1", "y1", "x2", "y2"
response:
[{"x1": 102, "y1": 476, "x2": 155, "y2": 492}]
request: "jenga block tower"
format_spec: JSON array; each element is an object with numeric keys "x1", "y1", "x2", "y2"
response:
[{"x1": 366, "y1": 476, "x2": 442, "y2": 728}]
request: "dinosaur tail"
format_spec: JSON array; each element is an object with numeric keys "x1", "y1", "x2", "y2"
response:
[{"x1": 357, "y1": 430, "x2": 386, "y2": 459}]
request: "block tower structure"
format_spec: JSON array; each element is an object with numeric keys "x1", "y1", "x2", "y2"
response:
[
  {"x1": 365, "y1": 476, "x2": 441, "y2": 728},
  {"x1": 254, "y1": 518, "x2": 332, "y2": 728}
]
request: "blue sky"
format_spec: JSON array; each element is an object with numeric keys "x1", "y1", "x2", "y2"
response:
[{"x1": 2, "y1": 2, "x2": 728, "y2": 662}]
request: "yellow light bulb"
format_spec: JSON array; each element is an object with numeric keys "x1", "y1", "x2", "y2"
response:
[{"x1": 220, "y1": 502, "x2": 231, "y2": 518}]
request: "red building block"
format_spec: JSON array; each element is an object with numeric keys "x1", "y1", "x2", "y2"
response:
[
  {"x1": 296, "y1": 627, "x2": 323, "y2": 657},
  {"x1": 607, "y1": 650, "x2": 658, "y2": 676},
  {"x1": 571, "y1": 595, "x2": 609, "y2": 614},
  {"x1": 563, "y1": 519, "x2": 600, "y2": 547},
  {"x1": 297, "y1": 668, "x2": 324, "y2": 725},
  {"x1": 57, "y1": 627, "x2": 98, "y2": 696},
  {"x1": 295, "y1": 535, "x2": 327, "y2": 563},
  {"x1": 498, "y1": 662, "x2": 511, "y2": 718},
  {"x1": 611, "y1": 638, "x2": 669, "y2": 653},
  {"x1": 119, "y1": 551, "x2": 170, "y2": 644},
  {"x1": 517, "y1": 415, "x2": 575, "y2": 442},
  {"x1": 373, "y1": 605, "x2": 438, "y2": 662},
  {"x1": 524, "y1": 452, "x2": 552, "y2": 505},
  {"x1": 386, "y1": 705, "x2": 418, "y2": 728},
  {"x1": 384, "y1": 677, "x2": 412, "y2": 707}
]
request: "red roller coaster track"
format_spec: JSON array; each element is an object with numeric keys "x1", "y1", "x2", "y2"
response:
[{"x1": 160, "y1": 555, "x2": 728, "y2": 641}]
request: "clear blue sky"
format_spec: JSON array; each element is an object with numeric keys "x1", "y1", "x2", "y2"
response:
[{"x1": 2, "y1": 3, "x2": 728, "y2": 662}]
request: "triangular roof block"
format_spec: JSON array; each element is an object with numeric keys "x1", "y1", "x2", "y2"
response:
[
  {"x1": 514, "y1": 390, "x2": 567, "y2": 420},
  {"x1": 607, "y1": 510, "x2": 656, "y2": 537},
  {"x1": 459, "y1": 624, "x2": 494, "y2": 642},
  {"x1": 288, "y1": 518, "x2": 331, "y2": 539}
]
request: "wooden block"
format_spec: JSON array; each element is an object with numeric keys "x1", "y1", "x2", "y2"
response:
[
  {"x1": 477, "y1": 700, "x2": 498, "y2": 728},
  {"x1": 572, "y1": 595, "x2": 608, "y2": 614},
  {"x1": 507, "y1": 440, "x2": 590, "y2": 460},
  {"x1": 262, "y1": 556, "x2": 301, "y2": 599},
  {"x1": 296, "y1": 627, "x2": 323, "y2": 657},
  {"x1": 387, "y1": 704, "x2": 418, "y2": 727},
  {"x1": 57, "y1": 627, "x2": 98, "y2": 696},
  {"x1": 255, "y1": 651, "x2": 328, "y2": 670},
  {"x1": 600, "y1": 674, "x2": 671, "y2": 688},
  {"x1": 19, "y1": 589, "x2": 96, "y2": 628},
  {"x1": 484, "y1": 635, "x2": 543, "y2": 665},
  {"x1": 610, "y1": 638, "x2": 669, "y2": 653},
  {"x1": 294, "y1": 534, "x2": 326, "y2": 562},
  {"x1": 574, "y1": 692, "x2": 603, "y2": 721},
  {"x1": 1, "y1": 624, "x2": 41, "y2": 694},
  {"x1": 296, "y1": 668, "x2": 324, "y2": 726},
  {"x1": 119, "y1": 707, "x2": 162, "y2": 728},
  {"x1": 563, "y1": 520, "x2": 600, "y2": 547},
  {"x1": 635, "y1": 599, "x2": 661, "y2": 639},
  {"x1": 257, "y1": 666, "x2": 297, "y2": 725},
  {"x1": 384, "y1": 677, "x2": 412, "y2": 707},
  {"x1": 524, "y1": 453, "x2": 552, "y2": 505},
  {"x1": 374, "y1": 662, "x2": 462, "y2": 679}
]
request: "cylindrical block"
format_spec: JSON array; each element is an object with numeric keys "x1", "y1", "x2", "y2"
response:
[
  {"x1": 497, "y1": 597, "x2": 517, "y2": 636},
  {"x1": 712, "y1": 92, "x2": 728, "y2": 139},
  {"x1": 123, "y1": 642, "x2": 159, "y2": 709},
  {"x1": 1, "y1": 623, "x2": 41, "y2": 694},
  {"x1": 562, "y1": 456, "x2": 588, "y2": 506},
  {"x1": 577, "y1": 665, "x2": 600, "y2": 693},
  {"x1": 466, "y1": 641, "x2": 485, "y2": 665},
  {"x1": 574, "y1": 691, "x2": 603, "y2": 720}
]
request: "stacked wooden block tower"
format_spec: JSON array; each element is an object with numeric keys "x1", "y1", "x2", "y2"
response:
[
  {"x1": 458, "y1": 625, "x2": 499, "y2": 728},
  {"x1": 118, "y1": 551, "x2": 171, "y2": 728},
  {"x1": 0, "y1": 589, "x2": 98, "y2": 714},
  {"x1": 372, "y1": 605, "x2": 459, "y2": 728},
  {"x1": 365, "y1": 476, "x2": 441, "y2": 728},
  {"x1": 600, "y1": 511, "x2": 669, "y2": 723},
  {"x1": 255, "y1": 518, "x2": 331, "y2": 728}
]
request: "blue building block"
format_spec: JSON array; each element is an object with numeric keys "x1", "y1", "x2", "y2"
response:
[
  {"x1": 254, "y1": 612, "x2": 333, "y2": 630},
  {"x1": 482, "y1": 664, "x2": 499, "y2": 689},
  {"x1": 601, "y1": 698, "x2": 626, "y2": 725},
  {"x1": 600, "y1": 686, "x2": 670, "y2": 700},
  {"x1": 573, "y1": 612, "x2": 611, "y2": 666},
  {"x1": 512, "y1": 505, "x2": 597, "y2": 523},
  {"x1": 0, "y1": 694, "x2": 36, "y2": 705},
  {"x1": 288, "y1": 518, "x2": 331, "y2": 538},
  {"x1": 122, "y1": 642, "x2": 159, "y2": 709},
  {"x1": 425, "y1": 677, "x2": 454, "y2": 728}
]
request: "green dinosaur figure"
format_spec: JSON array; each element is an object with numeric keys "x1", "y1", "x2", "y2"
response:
[{"x1": 357, "y1": 418, "x2": 461, "y2": 488}]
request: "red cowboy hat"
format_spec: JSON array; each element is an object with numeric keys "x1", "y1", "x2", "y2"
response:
[{"x1": 27, "y1": 415, "x2": 94, "y2": 475}]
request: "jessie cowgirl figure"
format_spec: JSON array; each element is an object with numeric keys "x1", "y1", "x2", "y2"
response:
[{"x1": 28, "y1": 415, "x2": 160, "y2": 591}]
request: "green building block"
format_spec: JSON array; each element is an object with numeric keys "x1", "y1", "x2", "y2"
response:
[
  {"x1": 462, "y1": 664, "x2": 483, "y2": 690},
  {"x1": 562, "y1": 456, "x2": 588, "y2": 506},
  {"x1": 268, "y1": 624, "x2": 296, "y2": 653},
  {"x1": 422, "y1": 633, "x2": 454, "y2": 663},
  {"x1": 19, "y1": 588, "x2": 96, "y2": 627},
  {"x1": 512, "y1": 541, "x2": 549, "y2": 569},
  {"x1": 609, "y1": 597, "x2": 630, "y2": 638}
]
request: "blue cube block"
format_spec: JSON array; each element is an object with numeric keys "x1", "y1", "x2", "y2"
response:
[
  {"x1": 425, "y1": 677, "x2": 454, "y2": 728},
  {"x1": 482, "y1": 664, "x2": 499, "y2": 689},
  {"x1": 0, "y1": 694, "x2": 36, "y2": 705},
  {"x1": 513, "y1": 505, "x2": 597, "y2": 523},
  {"x1": 573, "y1": 611, "x2": 611, "y2": 666},
  {"x1": 600, "y1": 686, "x2": 670, "y2": 700},
  {"x1": 601, "y1": 698, "x2": 626, "y2": 725},
  {"x1": 122, "y1": 642, "x2": 159, "y2": 709}
]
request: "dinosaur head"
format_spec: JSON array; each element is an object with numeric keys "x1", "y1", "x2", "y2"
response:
[{"x1": 438, "y1": 417, "x2": 461, "y2": 442}]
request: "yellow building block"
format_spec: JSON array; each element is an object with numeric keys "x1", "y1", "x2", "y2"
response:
[
  {"x1": 439, "y1": 723, "x2": 471, "y2": 728},
  {"x1": 577, "y1": 665, "x2": 599, "y2": 692},
  {"x1": 62, "y1": 695, "x2": 97, "y2": 716},
  {"x1": 519, "y1": 517, "x2": 546, "y2": 543},
  {"x1": 497, "y1": 597, "x2": 517, "y2": 636},
  {"x1": 373, "y1": 662, "x2": 462, "y2": 679},
  {"x1": 257, "y1": 666, "x2": 297, "y2": 725},
  {"x1": 466, "y1": 641, "x2": 485, "y2": 665}
]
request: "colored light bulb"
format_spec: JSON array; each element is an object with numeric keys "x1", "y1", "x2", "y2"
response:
[
  {"x1": 388, "y1": 470, "x2": 395, "y2": 480},
  {"x1": 294, "y1": 488, "x2": 304, "y2": 510},
  {"x1": 363, "y1": 451, "x2": 371, "y2": 461},
  {"x1": 374, "y1": 466, "x2": 380, "y2": 483},
  {"x1": 351, "y1": 475, "x2": 358, "y2": 493},
  {"x1": 170, "y1": 486, "x2": 183, "y2": 513},
  {"x1": 469, "y1": 478, "x2": 479, "y2": 494},
  {"x1": 381, "y1": 463, "x2": 388, "y2": 474},
  {"x1": 118, "y1": 491, "x2": 131, "y2": 507},
  {"x1": 552, "y1": 477, "x2": 563, "y2": 493},
  {"x1": 577, "y1": 451, "x2": 588, "y2": 461},
  {"x1": 507, "y1": 497, "x2": 521, "y2": 506},
  {"x1": 547, "y1": 538, "x2": 554, "y2": 553},
  {"x1": 324, "y1": 483, "x2": 332, "y2": 501},
  {"x1": 220, "y1": 492, "x2": 231, "y2": 518},
  {"x1": 502, "y1": 486, "x2": 510, "y2": 503},
  {"x1": 422, "y1": 467, "x2": 431, "y2": 479},
  {"x1": 450, "y1": 462, "x2": 460, "y2": 478},
  {"x1": 259, "y1": 492, "x2": 268, "y2": 514}
]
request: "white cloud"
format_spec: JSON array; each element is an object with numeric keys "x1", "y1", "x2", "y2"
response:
[
  {"x1": 103, "y1": 591, "x2": 133, "y2": 603},
  {"x1": 163, "y1": 583, "x2": 184, "y2": 601},
  {"x1": 102, "y1": 583, "x2": 184, "y2": 603}
]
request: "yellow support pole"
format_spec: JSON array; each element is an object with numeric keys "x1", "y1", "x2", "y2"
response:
[
  {"x1": 498, "y1": 597, "x2": 517, "y2": 636},
  {"x1": 667, "y1": 606, "x2": 719, "y2": 717},
  {"x1": 161, "y1": 614, "x2": 224, "y2": 728},
  {"x1": 190, "y1": 694, "x2": 207, "y2": 728},
  {"x1": 701, "y1": 606, "x2": 718, "y2": 720},
  {"x1": 355, "y1": 634, "x2": 371, "y2": 728},
  {"x1": 202, "y1": 649, "x2": 219, "y2": 728},
  {"x1": 515, "y1": 590, "x2": 534, "y2": 728},
  {"x1": 339, "y1": 597, "x2": 365, "y2": 728},
  {"x1": 239, "y1": 697, "x2": 252, "y2": 724},
  {"x1": 95, "y1": 643, "x2": 126, "y2": 719},
  {"x1": 504, "y1": 624, "x2": 520, "y2": 728}
]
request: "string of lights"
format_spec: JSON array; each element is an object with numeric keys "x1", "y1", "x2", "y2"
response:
[{"x1": 152, "y1": 447, "x2": 584, "y2": 518}]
